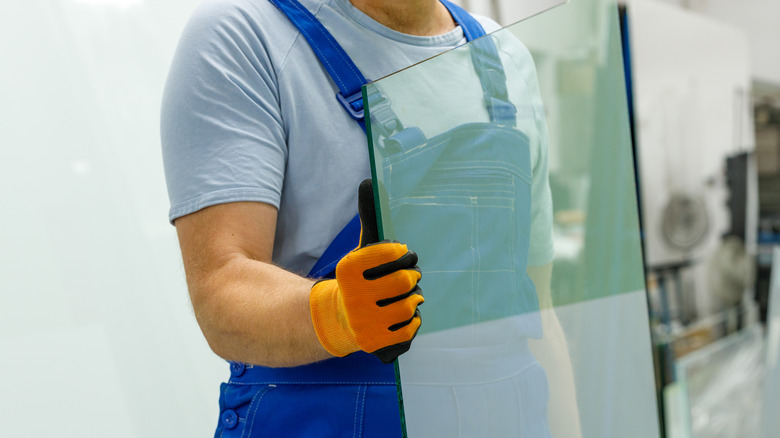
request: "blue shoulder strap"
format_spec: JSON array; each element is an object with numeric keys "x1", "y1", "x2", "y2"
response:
[
  {"x1": 269, "y1": 0, "x2": 502, "y2": 278},
  {"x1": 268, "y1": 0, "x2": 369, "y2": 129},
  {"x1": 268, "y1": 0, "x2": 491, "y2": 132}
]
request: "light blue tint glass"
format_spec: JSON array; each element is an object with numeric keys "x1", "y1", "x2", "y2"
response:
[
  {"x1": 761, "y1": 247, "x2": 780, "y2": 438},
  {"x1": 363, "y1": 0, "x2": 660, "y2": 436}
]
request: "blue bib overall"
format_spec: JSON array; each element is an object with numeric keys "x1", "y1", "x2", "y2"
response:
[{"x1": 213, "y1": 2, "x2": 510, "y2": 436}]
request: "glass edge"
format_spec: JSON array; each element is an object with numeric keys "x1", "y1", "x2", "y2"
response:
[
  {"x1": 361, "y1": 84, "x2": 408, "y2": 438},
  {"x1": 394, "y1": 360, "x2": 408, "y2": 438},
  {"x1": 362, "y1": 85, "x2": 386, "y2": 243},
  {"x1": 612, "y1": 3, "x2": 665, "y2": 433},
  {"x1": 610, "y1": 3, "x2": 665, "y2": 434}
]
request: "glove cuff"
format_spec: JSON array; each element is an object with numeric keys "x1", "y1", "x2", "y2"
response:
[{"x1": 310, "y1": 279, "x2": 360, "y2": 357}]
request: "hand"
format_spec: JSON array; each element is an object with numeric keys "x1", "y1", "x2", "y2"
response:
[{"x1": 309, "y1": 180, "x2": 423, "y2": 364}]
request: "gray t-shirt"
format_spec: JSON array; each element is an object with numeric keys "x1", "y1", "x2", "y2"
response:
[{"x1": 161, "y1": 0, "x2": 551, "y2": 275}]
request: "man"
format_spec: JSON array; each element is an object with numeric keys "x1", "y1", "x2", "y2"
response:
[{"x1": 162, "y1": 0, "x2": 505, "y2": 435}]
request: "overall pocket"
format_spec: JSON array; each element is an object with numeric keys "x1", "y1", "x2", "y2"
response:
[{"x1": 381, "y1": 124, "x2": 539, "y2": 337}]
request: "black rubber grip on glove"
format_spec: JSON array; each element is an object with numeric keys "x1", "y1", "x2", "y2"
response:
[
  {"x1": 376, "y1": 284, "x2": 423, "y2": 308},
  {"x1": 363, "y1": 250, "x2": 419, "y2": 280},
  {"x1": 371, "y1": 310, "x2": 421, "y2": 364}
]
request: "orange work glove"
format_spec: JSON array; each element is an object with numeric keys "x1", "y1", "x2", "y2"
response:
[{"x1": 310, "y1": 180, "x2": 424, "y2": 364}]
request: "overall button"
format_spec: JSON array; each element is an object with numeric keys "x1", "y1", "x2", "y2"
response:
[
  {"x1": 229, "y1": 361, "x2": 246, "y2": 378},
  {"x1": 221, "y1": 409, "x2": 238, "y2": 430}
]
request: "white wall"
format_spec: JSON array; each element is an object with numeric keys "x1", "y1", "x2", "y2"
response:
[
  {"x1": 0, "y1": 1, "x2": 226, "y2": 436},
  {"x1": 651, "y1": 0, "x2": 780, "y2": 86},
  {"x1": 629, "y1": 0, "x2": 755, "y2": 315},
  {"x1": 693, "y1": 0, "x2": 780, "y2": 86}
]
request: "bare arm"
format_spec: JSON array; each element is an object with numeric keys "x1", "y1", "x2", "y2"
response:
[
  {"x1": 175, "y1": 201, "x2": 332, "y2": 367},
  {"x1": 527, "y1": 263, "x2": 582, "y2": 438}
]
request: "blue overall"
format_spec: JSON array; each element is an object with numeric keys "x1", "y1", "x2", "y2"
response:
[{"x1": 214, "y1": 2, "x2": 503, "y2": 436}]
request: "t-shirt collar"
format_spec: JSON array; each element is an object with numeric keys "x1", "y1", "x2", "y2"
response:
[{"x1": 331, "y1": 0, "x2": 466, "y2": 47}]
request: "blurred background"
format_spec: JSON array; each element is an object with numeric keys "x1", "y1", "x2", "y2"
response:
[{"x1": 1, "y1": 0, "x2": 778, "y2": 436}]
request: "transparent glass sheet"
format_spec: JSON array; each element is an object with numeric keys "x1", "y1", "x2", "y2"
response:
[
  {"x1": 673, "y1": 326, "x2": 764, "y2": 438},
  {"x1": 363, "y1": 0, "x2": 660, "y2": 436},
  {"x1": 761, "y1": 246, "x2": 780, "y2": 438}
]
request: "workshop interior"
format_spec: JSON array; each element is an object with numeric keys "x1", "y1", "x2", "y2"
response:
[{"x1": 2, "y1": 0, "x2": 779, "y2": 436}]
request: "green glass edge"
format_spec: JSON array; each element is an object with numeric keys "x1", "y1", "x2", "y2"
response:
[
  {"x1": 361, "y1": 85, "x2": 385, "y2": 244},
  {"x1": 362, "y1": 84, "x2": 409, "y2": 438}
]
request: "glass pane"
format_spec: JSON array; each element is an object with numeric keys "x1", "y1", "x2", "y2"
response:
[
  {"x1": 363, "y1": 0, "x2": 660, "y2": 436},
  {"x1": 762, "y1": 246, "x2": 780, "y2": 438},
  {"x1": 674, "y1": 326, "x2": 764, "y2": 438}
]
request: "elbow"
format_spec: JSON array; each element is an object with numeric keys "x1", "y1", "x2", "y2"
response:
[
  {"x1": 194, "y1": 305, "x2": 259, "y2": 364},
  {"x1": 192, "y1": 302, "x2": 233, "y2": 361},
  {"x1": 187, "y1": 281, "x2": 288, "y2": 367},
  {"x1": 201, "y1": 329, "x2": 238, "y2": 362},
  {"x1": 188, "y1": 282, "x2": 248, "y2": 363}
]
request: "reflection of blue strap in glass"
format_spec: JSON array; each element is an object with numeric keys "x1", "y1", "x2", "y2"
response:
[
  {"x1": 439, "y1": 0, "x2": 517, "y2": 127},
  {"x1": 268, "y1": 0, "x2": 508, "y2": 278},
  {"x1": 471, "y1": 41, "x2": 517, "y2": 127}
]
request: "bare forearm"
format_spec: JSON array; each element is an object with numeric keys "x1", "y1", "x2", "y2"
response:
[
  {"x1": 191, "y1": 255, "x2": 332, "y2": 368},
  {"x1": 175, "y1": 202, "x2": 333, "y2": 368}
]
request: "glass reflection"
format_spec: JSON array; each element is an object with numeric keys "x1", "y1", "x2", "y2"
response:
[{"x1": 364, "y1": 0, "x2": 659, "y2": 436}]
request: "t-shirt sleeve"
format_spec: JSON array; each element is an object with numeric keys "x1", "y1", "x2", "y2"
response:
[
  {"x1": 528, "y1": 102, "x2": 555, "y2": 267},
  {"x1": 161, "y1": 1, "x2": 287, "y2": 224},
  {"x1": 498, "y1": 33, "x2": 555, "y2": 266}
]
